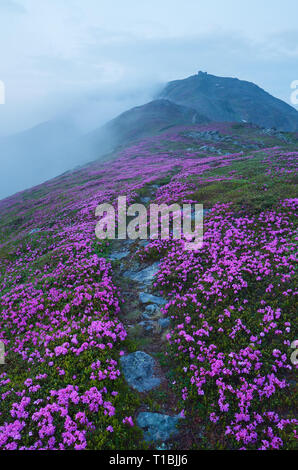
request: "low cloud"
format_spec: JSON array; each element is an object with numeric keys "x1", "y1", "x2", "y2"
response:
[
  {"x1": 0, "y1": 0, "x2": 26, "y2": 14},
  {"x1": 0, "y1": 0, "x2": 297, "y2": 199}
]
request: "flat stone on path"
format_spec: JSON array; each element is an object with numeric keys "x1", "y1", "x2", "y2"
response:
[
  {"x1": 109, "y1": 250, "x2": 130, "y2": 261},
  {"x1": 123, "y1": 262, "x2": 160, "y2": 284},
  {"x1": 139, "y1": 292, "x2": 167, "y2": 306},
  {"x1": 140, "y1": 197, "x2": 151, "y2": 204},
  {"x1": 139, "y1": 240, "x2": 150, "y2": 247},
  {"x1": 136, "y1": 412, "x2": 180, "y2": 443},
  {"x1": 158, "y1": 318, "x2": 170, "y2": 329},
  {"x1": 120, "y1": 351, "x2": 161, "y2": 392},
  {"x1": 145, "y1": 304, "x2": 158, "y2": 313},
  {"x1": 138, "y1": 321, "x2": 154, "y2": 333},
  {"x1": 142, "y1": 304, "x2": 158, "y2": 319}
]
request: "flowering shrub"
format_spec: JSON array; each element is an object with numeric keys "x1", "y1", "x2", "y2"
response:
[{"x1": 150, "y1": 200, "x2": 297, "y2": 449}]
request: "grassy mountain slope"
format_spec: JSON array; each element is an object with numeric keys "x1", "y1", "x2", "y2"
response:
[
  {"x1": 86, "y1": 99, "x2": 209, "y2": 156},
  {"x1": 0, "y1": 123, "x2": 297, "y2": 450}
]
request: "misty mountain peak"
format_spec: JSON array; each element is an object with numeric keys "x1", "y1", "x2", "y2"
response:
[{"x1": 159, "y1": 72, "x2": 298, "y2": 131}]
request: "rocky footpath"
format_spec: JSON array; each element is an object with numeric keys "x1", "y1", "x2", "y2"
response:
[
  {"x1": 108, "y1": 238, "x2": 182, "y2": 449},
  {"x1": 106, "y1": 186, "x2": 183, "y2": 449}
]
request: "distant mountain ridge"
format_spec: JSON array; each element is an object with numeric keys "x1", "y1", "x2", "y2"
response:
[
  {"x1": 158, "y1": 71, "x2": 298, "y2": 131},
  {"x1": 1, "y1": 71, "x2": 298, "y2": 199},
  {"x1": 89, "y1": 72, "x2": 298, "y2": 157},
  {"x1": 0, "y1": 120, "x2": 83, "y2": 199}
]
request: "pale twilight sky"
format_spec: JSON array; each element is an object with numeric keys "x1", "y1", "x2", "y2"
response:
[{"x1": 0, "y1": 0, "x2": 298, "y2": 135}]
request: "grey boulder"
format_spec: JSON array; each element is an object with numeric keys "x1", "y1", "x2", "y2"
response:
[
  {"x1": 137, "y1": 412, "x2": 181, "y2": 443},
  {"x1": 140, "y1": 197, "x2": 151, "y2": 204},
  {"x1": 139, "y1": 321, "x2": 154, "y2": 333},
  {"x1": 142, "y1": 304, "x2": 159, "y2": 319},
  {"x1": 109, "y1": 250, "x2": 130, "y2": 260},
  {"x1": 120, "y1": 351, "x2": 161, "y2": 392},
  {"x1": 139, "y1": 292, "x2": 167, "y2": 306},
  {"x1": 158, "y1": 318, "x2": 170, "y2": 329},
  {"x1": 124, "y1": 262, "x2": 160, "y2": 283},
  {"x1": 146, "y1": 304, "x2": 158, "y2": 313}
]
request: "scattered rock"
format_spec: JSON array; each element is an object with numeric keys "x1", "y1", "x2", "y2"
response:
[
  {"x1": 260, "y1": 127, "x2": 292, "y2": 143},
  {"x1": 136, "y1": 412, "x2": 181, "y2": 443},
  {"x1": 139, "y1": 292, "x2": 167, "y2": 306},
  {"x1": 124, "y1": 262, "x2": 160, "y2": 283},
  {"x1": 123, "y1": 239, "x2": 135, "y2": 247},
  {"x1": 190, "y1": 207, "x2": 211, "y2": 222},
  {"x1": 197, "y1": 426, "x2": 206, "y2": 439},
  {"x1": 158, "y1": 318, "x2": 170, "y2": 329},
  {"x1": 120, "y1": 351, "x2": 161, "y2": 392},
  {"x1": 184, "y1": 130, "x2": 231, "y2": 143},
  {"x1": 140, "y1": 197, "x2": 151, "y2": 204},
  {"x1": 139, "y1": 240, "x2": 150, "y2": 248},
  {"x1": 199, "y1": 144, "x2": 222, "y2": 154},
  {"x1": 145, "y1": 304, "x2": 158, "y2": 313},
  {"x1": 139, "y1": 321, "x2": 154, "y2": 333},
  {"x1": 142, "y1": 304, "x2": 159, "y2": 319},
  {"x1": 109, "y1": 250, "x2": 130, "y2": 261},
  {"x1": 142, "y1": 314, "x2": 152, "y2": 320},
  {"x1": 155, "y1": 442, "x2": 172, "y2": 450}
]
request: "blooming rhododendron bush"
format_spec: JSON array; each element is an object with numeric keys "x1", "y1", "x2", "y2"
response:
[
  {"x1": 0, "y1": 175, "x2": 145, "y2": 449},
  {"x1": 0, "y1": 123, "x2": 297, "y2": 450},
  {"x1": 0, "y1": 224, "x2": 142, "y2": 449},
  {"x1": 149, "y1": 199, "x2": 297, "y2": 449}
]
